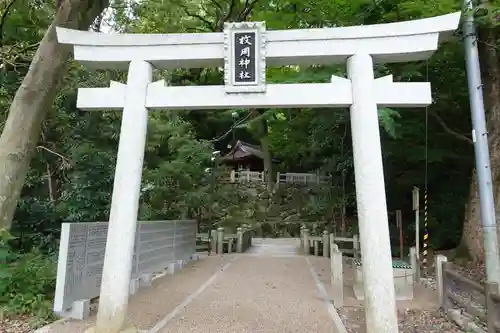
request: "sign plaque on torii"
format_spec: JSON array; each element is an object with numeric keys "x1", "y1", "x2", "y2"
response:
[
  {"x1": 56, "y1": 12, "x2": 460, "y2": 333},
  {"x1": 223, "y1": 21, "x2": 266, "y2": 93}
]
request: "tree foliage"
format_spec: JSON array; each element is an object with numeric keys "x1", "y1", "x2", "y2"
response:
[{"x1": 2, "y1": 0, "x2": 499, "y2": 322}]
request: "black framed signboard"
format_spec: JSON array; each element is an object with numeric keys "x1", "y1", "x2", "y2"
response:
[
  {"x1": 233, "y1": 32, "x2": 257, "y2": 83},
  {"x1": 223, "y1": 22, "x2": 266, "y2": 93}
]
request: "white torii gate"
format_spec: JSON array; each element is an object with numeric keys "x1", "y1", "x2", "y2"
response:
[{"x1": 57, "y1": 12, "x2": 460, "y2": 333}]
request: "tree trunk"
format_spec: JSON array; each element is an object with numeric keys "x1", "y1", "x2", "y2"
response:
[
  {"x1": 260, "y1": 134, "x2": 274, "y2": 192},
  {"x1": 254, "y1": 112, "x2": 273, "y2": 192},
  {"x1": 463, "y1": 169, "x2": 485, "y2": 262},
  {"x1": 462, "y1": 23, "x2": 500, "y2": 262},
  {"x1": 0, "y1": 0, "x2": 108, "y2": 230}
]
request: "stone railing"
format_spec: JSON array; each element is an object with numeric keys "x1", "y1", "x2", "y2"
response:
[
  {"x1": 53, "y1": 220, "x2": 197, "y2": 320},
  {"x1": 299, "y1": 227, "x2": 360, "y2": 259},
  {"x1": 196, "y1": 225, "x2": 253, "y2": 254}
]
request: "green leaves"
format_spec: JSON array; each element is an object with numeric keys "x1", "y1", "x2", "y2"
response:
[
  {"x1": 0, "y1": 250, "x2": 56, "y2": 323},
  {"x1": 378, "y1": 107, "x2": 401, "y2": 139},
  {"x1": 472, "y1": 1, "x2": 500, "y2": 27}
]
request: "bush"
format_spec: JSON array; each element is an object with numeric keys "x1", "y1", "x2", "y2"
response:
[{"x1": 0, "y1": 233, "x2": 57, "y2": 323}]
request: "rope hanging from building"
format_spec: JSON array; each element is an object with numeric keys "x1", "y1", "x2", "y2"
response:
[{"x1": 422, "y1": 60, "x2": 430, "y2": 275}]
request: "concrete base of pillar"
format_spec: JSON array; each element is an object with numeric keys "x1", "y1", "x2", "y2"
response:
[
  {"x1": 176, "y1": 259, "x2": 186, "y2": 270},
  {"x1": 167, "y1": 262, "x2": 176, "y2": 275},
  {"x1": 353, "y1": 283, "x2": 413, "y2": 301},
  {"x1": 53, "y1": 299, "x2": 91, "y2": 320},
  {"x1": 139, "y1": 273, "x2": 153, "y2": 287},
  {"x1": 65, "y1": 299, "x2": 90, "y2": 320},
  {"x1": 129, "y1": 278, "x2": 140, "y2": 295},
  {"x1": 353, "y1": 259, "x2": 414, "y2": 300}
]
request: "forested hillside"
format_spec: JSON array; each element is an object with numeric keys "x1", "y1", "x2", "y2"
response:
[{"x1": 1, "y1": 0, "x2": 499, "y2": 328}]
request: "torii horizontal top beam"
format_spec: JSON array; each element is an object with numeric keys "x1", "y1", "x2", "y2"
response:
[{"x1": 57, "y1": 12, "x2": 461, "y2": 70}]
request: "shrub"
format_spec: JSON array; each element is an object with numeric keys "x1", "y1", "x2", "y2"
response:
[{"x1": 0, "y1": 231, "x2": 57, "y2": 324}]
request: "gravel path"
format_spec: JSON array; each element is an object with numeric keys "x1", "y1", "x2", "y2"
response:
[
  {"x1": 0, "y1": 317, "x2": 34, "y2": 333},
  {"x1": 159, "y1": 240, "x2": 336, "y2": 333},
  {"x1": 29, "y1": 239, "x2": 338, "y2": 333},
  {"x1": 30, "y1": 255, "x2": 232, "y2": 333}
]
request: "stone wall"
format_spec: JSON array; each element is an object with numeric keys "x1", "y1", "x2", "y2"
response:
[{"x1": 53, "y1": 220, "x2": 197, "y2": 319}]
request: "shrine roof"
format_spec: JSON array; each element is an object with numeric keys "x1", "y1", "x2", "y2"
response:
[{"x1": 221, "y1": 141, "x2": 264, "y2": 161}]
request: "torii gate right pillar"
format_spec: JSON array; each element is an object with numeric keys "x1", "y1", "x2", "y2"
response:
[{"x1": 348, "y1": 53, "x2": 398, "y2": 332}]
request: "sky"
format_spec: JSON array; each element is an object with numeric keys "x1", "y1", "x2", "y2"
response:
[{"x1": 99, "y1": 0, "x2": 139, "y2": 33}]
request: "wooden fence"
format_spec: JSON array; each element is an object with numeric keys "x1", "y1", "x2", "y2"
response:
[
  {"x1": 228, "y1": 169, "x2": 329, "y2": 185},
  {"x1": 276, "y1": 172, "x2": 330, "y2": 185},
  {"x1": 436, "y1": 254, "x2": 500, "y2": 332},
  {"x1": 230, "y1": 170, "x2": 265, "y2": 183}
]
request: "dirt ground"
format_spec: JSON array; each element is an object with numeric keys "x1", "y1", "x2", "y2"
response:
[{"x1": 308, "y1": 256, "x2": 462, "y2": 333}]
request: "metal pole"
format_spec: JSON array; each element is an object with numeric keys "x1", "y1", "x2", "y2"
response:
[
  {"x1": 412, "y1": 187, "x2": 420, "y2": 261},
  {"x1": 415, "y1": 210, "x2": 419, "y2": 260},
  {"x1": 396, "y1": 210, "x2": 403, "y2": 260},
  {"x1": 231, "y1": 111, "x2": 238, "y2": 162},
  {"x1": 412, "y1": 186, "x2": 421, "y2": 279},
  {"x1": 207, "y1": 150, "x2": 220, "y2": 255},
  {"x1": 463, "y1": 0, "x2": 500, "y2": 290},
  {"x1": 232, "y1": 119, "x2": 236, "y2": 148},
  {"x1": 415, "y1": 209, "x2": 420, "y2": 279},
  {"x1": 422, "y1": 189, "x2": 429, "y2": 275},
  {"x1": 208, "y1": 167, "x2": 214, "y2": 255}
]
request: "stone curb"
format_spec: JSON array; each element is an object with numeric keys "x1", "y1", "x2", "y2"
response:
[{"x1": 305, "y1": 257, "x2": 349, "y2": 333}]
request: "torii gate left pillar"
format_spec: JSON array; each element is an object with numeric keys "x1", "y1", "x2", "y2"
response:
[
  {"x1": 94, "y1": 60, "x2": 152, "y2": 333},
  {"x1": 57, "y1": 12, "x2": 460, "y2": 333}
]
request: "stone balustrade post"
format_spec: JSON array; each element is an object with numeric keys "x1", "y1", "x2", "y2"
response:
[
  {"x1": 242, "y1": 226, "x2": 248, "y2": 250},
  {"x1": 330, "y1": 243, "x2": 344, "y2": 307},
  {"x1": 410, "y1": 246, "x2": 419, "y2": 281},
  {"x1": 300, "y1": 226, "x2": 306, "y2": 250},
  {"x1": 210, "y1": 229, "x2": 217, "y2": 254},
  {"x1": 236, "y1": 227, "x2": 243, "y2": 253},
  {"x1": 246, "y1": 227, "x2": 251, "y2": 251},
  {"x1": 217, "y1": 227, "x2": 224, "y2": 254},
  {"x1": 322, "y1": 230, "x2": 329, "y2": 257},
  {"x1": 353, "y1": 234, "x2": 360, "y2": 259},
  {"x1": 435, "y1": 254, "x2": 447, "y2": 306},
  {"x1": 242, "y1": 224, "x2": 252, "y2": 247},
  {"x1": 303, "y1": 228, "x2": 310, "y2": 255}
]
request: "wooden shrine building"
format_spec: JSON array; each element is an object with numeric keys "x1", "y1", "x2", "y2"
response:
[{"x1": 221, "y1": 140, "x2": 265, "y2": 170}]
